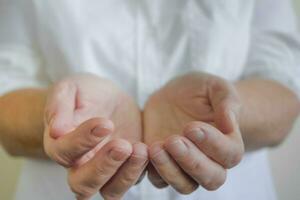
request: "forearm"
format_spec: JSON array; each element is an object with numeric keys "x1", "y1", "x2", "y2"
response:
[
  {"x1": 0, "y1": 88, "x2": 48, "y2": 158},
  {"x1": 236, "y1": 79, "x2": 300, "y2": 151}
]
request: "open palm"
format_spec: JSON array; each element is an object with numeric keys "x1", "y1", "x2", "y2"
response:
[
  {"x1": 44, "y1": 74, "x2": 147, "y2": 200},
  {"x1": 46, "y1": 74, "x2": 141, "y2": 143},
  {"x1": 144, "y1": 72, "x2": 244, "y2": 193}
]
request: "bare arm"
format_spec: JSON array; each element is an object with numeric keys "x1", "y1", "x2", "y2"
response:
[
  {"x1": 237, "y1": 79, "x2": 300, "y2": 151},
  {"x1": 0, "y1": 88, "x2": 47, "y2": 158},
  {"x1": 0, "y1": 74, "x2": 148, "y2": 199},
  {"x1": 239, "y1": 0, "x2": 300, "y2": 150}
]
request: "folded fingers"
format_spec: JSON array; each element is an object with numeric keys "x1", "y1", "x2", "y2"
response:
[
  {"x1": 100, "y1": 142, "x2": 148, "y2": 200},
  {"x1": 149, "y1": 142, "x2": 198, "y2": 194},
  {"x1": 184, "y1": 121, "x2": 244, "y2": 169},
  {"x1": 165, "y1": 136, "x2": 227, "y2": 191},
  {"x1": 68, "y1": 139, "x2": 132, "y2": 200},
  {"x1": 44, "y1": 117, "x2": 114, "y2": 167}
]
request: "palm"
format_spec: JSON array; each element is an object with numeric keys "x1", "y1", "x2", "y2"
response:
[
  {"x1": 144, "y1": 73, "x2": 217, "y2": 145},
  {"x1": 72, "y1": 75, "x2": 141, "y2": 143},
  {"x1": 50, "y1": 74, "x2": 141, "y2": 147}
]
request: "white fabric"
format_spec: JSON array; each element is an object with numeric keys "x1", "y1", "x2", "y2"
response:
[{"x1": 0, "y1": 0, "x2": 300, "y2": 199}]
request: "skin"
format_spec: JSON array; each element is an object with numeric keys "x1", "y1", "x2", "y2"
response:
[
  {"x1": 143, "y1": 72, "x2": 300, "y2": 193},
  {"x1": 22, "y1": 74, "x2": 147, "y2": 200},
  {"x1": 45, "y1": 74, "x2": 149, "y2": 200},
  {"x1": 0, "y1": 72, "x2": 299, "y2": 198}
]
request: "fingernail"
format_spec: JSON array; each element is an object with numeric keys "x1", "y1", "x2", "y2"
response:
[
  {"x1": 109, "y1": 148, "x2": 129, "y2": 161},
  {"x1": 167, "y1": 138, "x2": 187, "y2": 157},
  {"x1": 151, "y1": 145, "x2": 169, "y2": 165},
  {"x1": 92, "y1": 124, "x2": 112, "y2": 137},
  {"x1": 186, "y1": 128, "x2": 205, "y2": 142},
  {"x1": 152, "y1": 151, "x2": 169, "y2": 165}
]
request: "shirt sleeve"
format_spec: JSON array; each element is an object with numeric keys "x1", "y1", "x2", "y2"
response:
[
  {"x1": 0, "y1": 0, "x2": 48, "y2": 96},
  {"x1": 242, "y1": 0, "x2": 300, "y2": 99}
]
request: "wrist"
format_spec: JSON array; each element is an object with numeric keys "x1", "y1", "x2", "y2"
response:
[{"x1": 0, "y1": 88, "x2": 48, "y2": 157}]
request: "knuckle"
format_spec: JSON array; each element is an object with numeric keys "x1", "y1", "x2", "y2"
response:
[
  {"x1": 120, "y1": 171, "x2": 139, "y2": 186},
  {"x1": 202, "y1": 171, "x2": 226, "y2": 191},
  {"x1": 70, "y1": 185, "x2": 92, "y2": 199},
  {"x1": 190, "y1": 159, "x2": 204, "y2": 172},
  {"x1": 76, "y1": 134, "x2": 97, "y2": 150},
  {"x1": 94, "y1": 158, "x2": 115, "y2": 178},
  {"x1": 101, "y1": 191, "x2": 121, "y2": 200},
  {"x1": 176, "y1": 184, "x2": 198, "y2": 195},
  {"x1": 231, "y1": 150, "x2": 243, "y2": 167},
  {"x1": 223, "y1": 145, "x2": 244, "y2": 169},
  {"x1": 68, "y1": 178, "x2": 93, "y2": 199},
  {"x1": 202, "y1": 178, "x2": 221, "y2": 191},
  {"x1": 51, "y1": 149, "x2": 73, "y2": 168},
  {"x1": 94, "y1": 163, "x2": 108, "y2": 176}
]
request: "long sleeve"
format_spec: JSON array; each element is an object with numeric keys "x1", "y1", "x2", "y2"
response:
[
  {"x1": 242, "y1": 0, "x2": 300, "y2": 98},
  {"x1": 0, "y1": 0, "x2": 48, "y2": 96}
]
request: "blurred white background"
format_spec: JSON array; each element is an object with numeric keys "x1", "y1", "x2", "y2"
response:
[{"x1": 0, "y1": 1, "x2": 300, "y2": 200}]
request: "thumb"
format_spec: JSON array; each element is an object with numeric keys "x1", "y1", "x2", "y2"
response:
[
  {"x1": 209, "y1": 80, "x2": 241, "y2": 134},
  {"x1": 215, "y1": 106, "x2": 239, "y2": 134},
  {"x1": 45, "y1": 81, "x2": 77, "y2": 139}
]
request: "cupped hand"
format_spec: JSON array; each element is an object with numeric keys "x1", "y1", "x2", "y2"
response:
[
  {"x1": 144, "y1": 72, "x2": 244, "y2": 194},
  {"x1": 43, "y1": 74, "x2": 148, "y2": 200}
]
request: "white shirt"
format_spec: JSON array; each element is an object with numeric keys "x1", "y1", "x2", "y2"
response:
[{"x1": 1, "y1": 0, "x2": 300, "y2": 200}]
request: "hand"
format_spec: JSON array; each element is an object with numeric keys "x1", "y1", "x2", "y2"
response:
[
  {"x1": 144, "y1": 72, "x2": 244, "y2": 194},
  {"x1": 43, "y1": 74, "x2": 148, "y2": 200}
]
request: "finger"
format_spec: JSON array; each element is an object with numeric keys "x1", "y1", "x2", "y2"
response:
[
  {"x1": 147, "y1": 163, "x2": 168, "y2": 189},
  {"x1": 68, "y1": 139, "x2": 132, "y2": 200},
  {"x1": 136, "y1": 168, "x2": 146, "y2": 185},
  {"x1": 184, "y1": 121, "x2": 244, "y2": 168},
  {"x1": 165, "y1": 136, "x2": 226, "y2": 191},
  {"x1": 208, "y1": 79, "x2": 241, "y2": 134},
  {"x1": 45, "y1": 118, "x2": 113, "y2": 167},
  {"x1": 149, "y1": 142, "x2": 198, "y2": 194},
  {"x1": 100, "y1": 143, "x2": 148, "y2": 200},
  {"x1": 45, "y1": 81, "x2": 77, "y2": 138}
]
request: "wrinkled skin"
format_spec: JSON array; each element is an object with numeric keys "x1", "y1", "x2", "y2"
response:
[
  {"x1": 144, "y1": 72, "x2": 245, "y2": 193},
  {"x1": 44, "y1": 74, "x2": 148, "y2": 200}
]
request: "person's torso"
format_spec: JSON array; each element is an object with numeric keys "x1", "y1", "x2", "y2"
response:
[{"x1": 30, "y1": 0, "x2": 254, "y2": 105}]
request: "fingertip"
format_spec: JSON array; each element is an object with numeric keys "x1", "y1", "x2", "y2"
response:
[
  {"x1": 184, "y1": 127, "x2": 206, "y2": 144},
  {"x1": 107, "y1": 139, "x2": 132, "y2": 161},
  {"x1": 164, "y1": 135, "x2": 185, "y2": 149},
  {"x1": 149, "y1": 142, "x2": 164, "y2": 160},
  {"x1": 132, "y1": 143, "x2": 148, "y2": 160},
  {"x1": 164, "y1": 136, "x2": 188, "y2": 158},
  {"x1": 96, "y1": 118, "x2": 114, "y2": 131}
]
